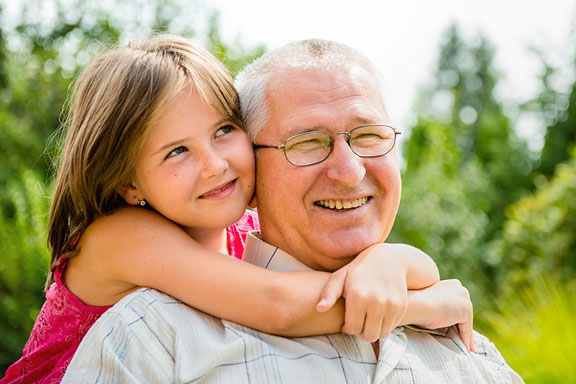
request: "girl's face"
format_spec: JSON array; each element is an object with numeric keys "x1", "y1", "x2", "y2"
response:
[{"x1": 128, "y1": 89, "x2": 255, "y2": 234}]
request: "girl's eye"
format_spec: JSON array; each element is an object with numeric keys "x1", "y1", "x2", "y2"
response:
[
  {"x1": 215, "y1": 125, "x2": 235, "y2": 137},
  {"x1": 167, "y1": 146, "x2": 187, "y2": 158}
]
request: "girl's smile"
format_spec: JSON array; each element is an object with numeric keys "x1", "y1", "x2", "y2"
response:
[{"x1": 199, "y1": 179, "x2": 238, "y2": 200}]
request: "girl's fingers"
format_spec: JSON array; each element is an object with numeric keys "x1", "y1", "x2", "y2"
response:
[
  {"x1": 341, "y1": 295, "x2": 366, "y2": 335},
  {"x1": 470, "y1": 333, "x2": 478, "y2": 353},
  {"x1": 377, "y1": 317, "x2": 393, "y2": 342},
  {"x1": 316, "y1": 269, "x2": 347, "y2": 312},
  {"x1": 457, "y1": 321, "x2": 473, "y2": 352},
  {"x1": 361, "y1": 308, "x2": 386, "y2": 342}
]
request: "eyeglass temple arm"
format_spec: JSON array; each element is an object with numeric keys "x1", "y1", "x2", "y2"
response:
[{"x1": 253, "y1": 144, "x2": 284, "y2": 150}]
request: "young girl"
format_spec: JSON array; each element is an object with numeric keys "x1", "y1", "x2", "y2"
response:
[{"x1": 2, "y1": 34, "x2": 474, "y2": 383}]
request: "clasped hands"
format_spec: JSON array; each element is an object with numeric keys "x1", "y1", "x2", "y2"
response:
[{"x1": 315, "y1": 243, "x2": 476, "y2": 352}]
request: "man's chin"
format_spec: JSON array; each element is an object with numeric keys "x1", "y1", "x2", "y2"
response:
[
  {"x1": 313, "y1": 254, "x2": 357, "y2": 272},
  {"x1": 309, "y1": 243, "x2": 373, "y2": 271},
  {"x1": 319, "y1": 232, "x2": 384, "y2": 254}
]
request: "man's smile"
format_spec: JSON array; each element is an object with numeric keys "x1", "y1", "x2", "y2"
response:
[{"x1": 314, "y1": 196, "x2": 370, "y2": 210}]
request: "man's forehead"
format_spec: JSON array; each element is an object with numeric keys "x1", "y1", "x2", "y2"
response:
[
  {"x1": 267, "y1": 66, "x2": 356, "y2": 92},
  {"x1": 260, "y1": 68, "x2": 389, "y2": 140}
]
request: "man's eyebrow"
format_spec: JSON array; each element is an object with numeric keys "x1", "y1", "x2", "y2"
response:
[
  {"x1": 285, "y1": 127, "x2": 324, "y2": 136},
  {"x1": 152, "y1": 118, "x2": 229, "y2": 156},
  {"x1": 284, "y1": 117, "x2": 384, "y2": 137},
  {"x1": 353, "y1": 115, "x2": 384, "y2": 125}
]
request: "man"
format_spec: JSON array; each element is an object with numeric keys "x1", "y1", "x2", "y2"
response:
[{"x1": 62, "y1": 39, "x2": 523, "y2": 383}]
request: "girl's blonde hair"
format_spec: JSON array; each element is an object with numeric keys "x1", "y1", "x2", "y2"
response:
[{"x1": 46, "y1": 34, "x2": 241, "y2": 289}]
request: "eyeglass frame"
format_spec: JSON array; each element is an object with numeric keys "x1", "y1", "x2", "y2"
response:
[{"x1": 253, "y1": 124, "x2": 401, "y2": 167}]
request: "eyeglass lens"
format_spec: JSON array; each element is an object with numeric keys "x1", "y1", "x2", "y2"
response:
[{"x1": 284, "y1": 125, "x2": 397, "y2": 166}]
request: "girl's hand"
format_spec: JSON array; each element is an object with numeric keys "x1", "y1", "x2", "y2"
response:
[
  {"x1": 316, "y1": 243, "x2": 412, "y2": 342},
  {"x1": 409, "y1": 279, "x2": 477, "y2": 352}
]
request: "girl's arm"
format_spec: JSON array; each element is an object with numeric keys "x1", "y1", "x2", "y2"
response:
[
  {"x1": 66, "y1": 207, "x2": 343, "y2": 335},
  {"x1": 65, "y1": 207, "x2": 471, "y2": 345},
  {"x1": 402, "y1": 279, "x2": 476, "y2": 352}
]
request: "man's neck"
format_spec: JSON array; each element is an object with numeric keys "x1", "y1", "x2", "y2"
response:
[
  {"x1": 257, "y1": 229, "x2": 353, "y2": 272},
  {"x1": 243, "y1": 231, "x2": 312, "y2": 272},
  {"x1": 245, "y1": 232, "x2": 381, "y2": 358}
]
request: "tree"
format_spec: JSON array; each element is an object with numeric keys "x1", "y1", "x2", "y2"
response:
[
  {"x1": 412, "y1": 24, "x2": 533, "y2": 233},
  {"x1": 205, "y1": 13, "x2": 266, "y2": 77},
  {"x1": 392, "y1": 24, "x2": 534, "y2": 300},
  {"x1": 391, "y1": 117, "x2": 491, "y2": 299},
  {"x1": 535, "y1": 60, "x2": 576, "y2": 177},
  {"x1": 0, "y1": 7, "x2": 7, "y2": 90},
  {"x1": 489, "y1": 148, "x2": 576, "y2": 292}
]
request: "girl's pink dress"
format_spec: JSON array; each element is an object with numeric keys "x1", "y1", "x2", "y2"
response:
[{"x1": 1, "y1": 210, "x2": 259, "y2": 383}]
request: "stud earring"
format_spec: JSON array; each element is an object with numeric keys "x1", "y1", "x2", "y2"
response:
[{"x1": 134, "y1": 196, "x2": 146, "y2": 207}]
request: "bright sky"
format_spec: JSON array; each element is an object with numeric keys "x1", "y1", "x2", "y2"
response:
[{"x1": 210, "y1": 0, "x2": 575, "y2": 131}]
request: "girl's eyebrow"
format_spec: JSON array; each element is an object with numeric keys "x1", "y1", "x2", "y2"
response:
[
  {"x1": 153, "y1": 138, "x2": 188, "y2": 156},
  {"x1": 152, "y1": 118, "x2": 230, "y2": 156}
]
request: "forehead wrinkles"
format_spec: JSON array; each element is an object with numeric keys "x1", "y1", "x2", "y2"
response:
[
  {"x1": 272, "y1": 67, "x2": 357, "y2": 95},
  {"x1": 277, "y1": 66, "x2": 384, "y2": 111},
  {"x1": 299, "y1": 84, "x2": 362, "y2": 108},
  {"x1": 282, "y1": 85, "x2": 384, "y2": 130}
]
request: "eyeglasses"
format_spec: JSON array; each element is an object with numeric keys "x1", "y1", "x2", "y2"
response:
[{"x1": 253, "y1": 124, "x2": 401, "y2": 167}]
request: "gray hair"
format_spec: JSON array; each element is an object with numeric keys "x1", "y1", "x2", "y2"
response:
[{"x1": 235, "y1": 39, "x2": 386, "y2": 141}]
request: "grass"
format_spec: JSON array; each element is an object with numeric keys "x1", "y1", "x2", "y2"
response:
[{"x1": 477, "y1": 276, "x2": 576, "y2": 383}]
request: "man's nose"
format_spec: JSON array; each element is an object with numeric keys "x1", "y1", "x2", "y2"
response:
[{"x1": 324, "y1": 136, "x2": 366, "y2": 186}]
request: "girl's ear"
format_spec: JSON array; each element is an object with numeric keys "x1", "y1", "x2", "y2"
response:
[
  {"x1": 247, "y1": 193, "x2": 257, "y2": 209},
  {"x1": 118, "y1": 184, "x2": 142, "y2": 206}
]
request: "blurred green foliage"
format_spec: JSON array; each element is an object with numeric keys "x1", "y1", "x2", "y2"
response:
[
  {"x1": 0, "y1": 170, "x2": 50, "y2": 366},
  {"x1": 489, "y1": 149, "x2": 576, "y2": 293},
  {"x1": 0, "y1": 1, "x2": 575, "y2": 381},
  {"x1": 478, "y1": 277, "x2": 576, "y2": 383},
  {"x1": 391, "y1": 25, "x2": 536, "y2": 301}
]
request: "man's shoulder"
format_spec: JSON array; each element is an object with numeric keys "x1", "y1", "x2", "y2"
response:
[
  {"x1": 113, "y1": 288, "x2": 178, "y2": 310},
  {"x1": 471, "y1": 330, "x2": 510, "y2": 363},
  {"x1": 402, "y1": 325, "x2": 506, "y2": 360},
  {"x1": 396, "y1": 326, "x2": 523, "y2": 383},
  {"x1": 106, "y1": 288, "x2": 206, "y2": 325}
]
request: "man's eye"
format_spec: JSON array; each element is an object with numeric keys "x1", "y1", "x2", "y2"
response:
[
  {"x1": 352, "y1": 133, "x2": 385, "y2": 147},
  {"x1": 215, "y1": 125, "x2": 235, "y2": 137},
  {"x1": 287, "y1": 139, "x2": 326, "y2": 153},
  {"x1": 167, "y1": 146, "x2": 187, "y2": 158}
]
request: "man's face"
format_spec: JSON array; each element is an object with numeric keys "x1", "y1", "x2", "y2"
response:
[{"x1": 254, "y1": 66, "x2": 402, "y2": 271}]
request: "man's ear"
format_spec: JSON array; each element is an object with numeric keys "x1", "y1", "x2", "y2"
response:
[
  {"x1": 247, "y1": 193, "x2": 257, "y2": 209},
  {"x1": 117, "y1": 184, "x2": 142, "y2": 206}
]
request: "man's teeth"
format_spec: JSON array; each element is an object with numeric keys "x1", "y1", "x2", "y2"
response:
[{"x1": 316, "y1": 197, "x2": 369, "y2": 210}]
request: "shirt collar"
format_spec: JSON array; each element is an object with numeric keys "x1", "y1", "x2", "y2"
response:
[{"x1": 244, "y1": 231, "x2": 313, "y2": 272}]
